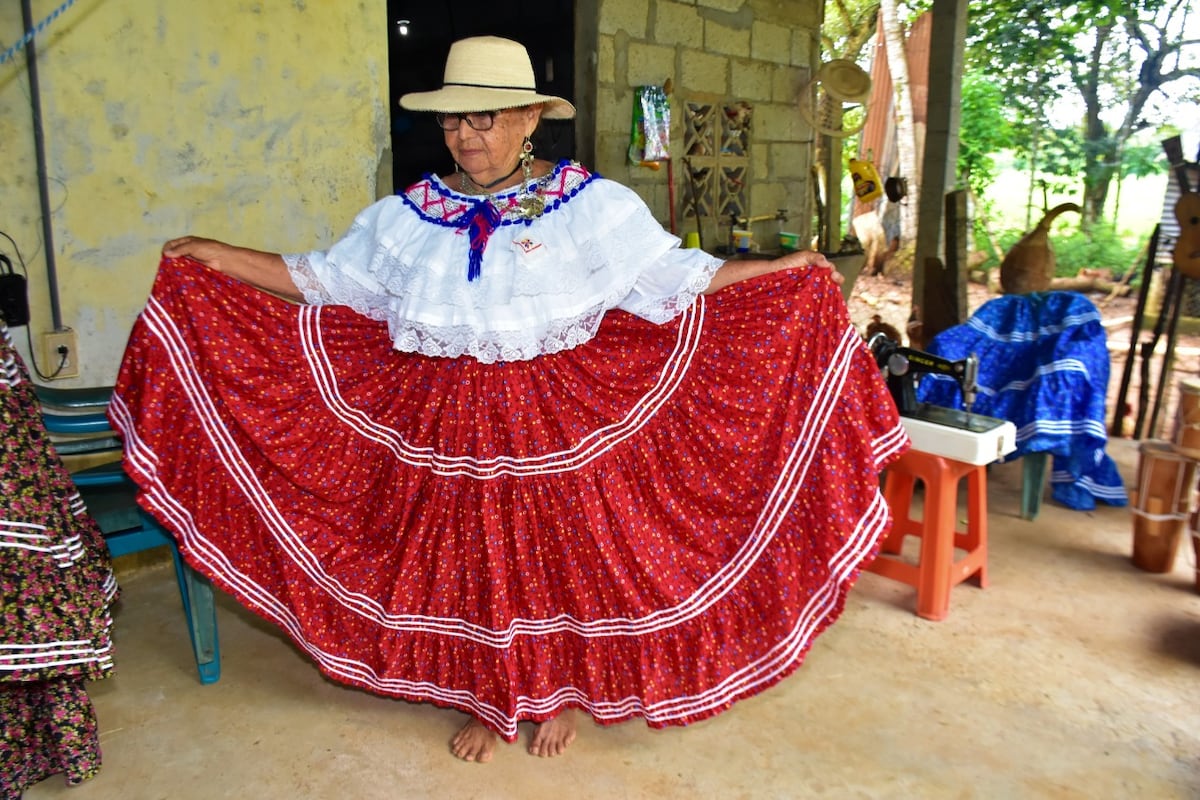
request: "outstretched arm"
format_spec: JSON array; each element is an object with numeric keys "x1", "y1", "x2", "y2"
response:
[
  {"x1": 703, "y1": 249, "x2": 840, "y2": 295},
  {"x1": 163, "y1": 236, "x2": 304, "y2": 302}
]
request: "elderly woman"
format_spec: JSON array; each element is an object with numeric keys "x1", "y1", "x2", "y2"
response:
[{"x1": 120, "y1": 36, "x2": 908, "y2": 763}]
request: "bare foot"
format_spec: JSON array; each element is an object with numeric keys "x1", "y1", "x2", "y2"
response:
[
  {"x1": 451, "y1": 717, "x2": 498, "y2": 763},
  {"x1": 528, "y1": 710, "x2": 577, "y2": 757}
]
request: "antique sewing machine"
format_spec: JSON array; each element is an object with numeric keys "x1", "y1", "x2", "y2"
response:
[{"x1": 868, "y1": 333, "x2": 1016, "y2": 465}]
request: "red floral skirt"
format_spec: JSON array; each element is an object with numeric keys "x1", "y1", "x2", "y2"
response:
[{"x1": 111, "y1": 257, "x2": 907, "y2": 741}]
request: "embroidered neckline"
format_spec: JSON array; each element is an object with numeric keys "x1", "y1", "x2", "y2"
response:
[
  {"x1": 403, "y1": 160, "x2": 595, "y2": 227},
  {"x1": 398, "y1": 160, "x2": 598, "y2": 282}
]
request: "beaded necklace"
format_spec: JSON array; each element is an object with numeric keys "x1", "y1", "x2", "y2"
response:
[{"x1": 458, "y1": 162, "x2": 546, "y2": 220}]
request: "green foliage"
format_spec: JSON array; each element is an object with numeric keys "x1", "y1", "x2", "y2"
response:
[
  {"x1": 820, "y1": 0, "x2": 881, "y2": 59},
  {"x1": 1049, "y1": 223, "x2": 1143, "y2": 278},
  {"x1": 1012, "y1": 126, "x2": 1085, "y2": 176},
  {"x1": 965, "y1": 1, "x2": 1078, "y2": 127},
  {"x1": 963, "y1": 0, "x2": 1199, "y2": 225},
  {"x1": 957, "y1": 72, "x2": 1013, "y2": 195},
  {"x1": 1121, "y1": 140, "x2": 1167, "y2": 179}
]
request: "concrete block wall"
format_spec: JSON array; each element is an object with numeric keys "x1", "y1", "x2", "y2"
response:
[{"x1": 591, "y1": 0, "x2": 820, "y2": 249}]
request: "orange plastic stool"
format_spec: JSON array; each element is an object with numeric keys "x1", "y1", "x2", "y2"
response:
[{"x1": 866, "y1": 448, "x2": 989, "y2": 621}]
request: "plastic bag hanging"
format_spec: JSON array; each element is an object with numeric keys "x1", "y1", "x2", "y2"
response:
[{"x1": 628, "y1": 85, "x2": 671, "y2": 166}]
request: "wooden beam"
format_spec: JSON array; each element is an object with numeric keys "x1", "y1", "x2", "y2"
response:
[{"x1": 912, "y1": 0, "x2": 968, "y2": 306}]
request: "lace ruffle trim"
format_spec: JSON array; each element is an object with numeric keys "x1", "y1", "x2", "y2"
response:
[{"x1": 285, "y1": 252, "x2": 639, "y2": 363}]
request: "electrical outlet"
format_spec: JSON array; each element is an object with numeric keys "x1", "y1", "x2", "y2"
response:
[{"x1": 42, "y1": 328, "x2": 79, "y2": 379}]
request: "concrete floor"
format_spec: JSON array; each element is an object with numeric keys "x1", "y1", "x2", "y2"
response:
[{"x1": 22, "y1": 437, "x2": 1200, "y2": 799}]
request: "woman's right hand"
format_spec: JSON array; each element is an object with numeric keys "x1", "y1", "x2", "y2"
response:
[{"x1": 161, "y1": 236, "x2": 302, "y2": 302}]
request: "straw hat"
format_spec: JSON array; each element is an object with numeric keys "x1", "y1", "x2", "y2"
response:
[{"x1": 399, "y1": 36, "x2": 576, "y2": 119}]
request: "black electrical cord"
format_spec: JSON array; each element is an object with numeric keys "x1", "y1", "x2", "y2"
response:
[
  {"x1": 22, "y1": 0, "x2": 64, "y2": 332},
  {"x1": 0, "y1": 228, "x2": 65, "y2": 380}
]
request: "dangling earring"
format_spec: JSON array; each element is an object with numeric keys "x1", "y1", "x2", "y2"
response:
[
  {"x1": 520, "y1": 136, "x2": 535, "y2": 178},
  {"x1": 517, "y1": 136, "x2": 545, "y2": 219}
]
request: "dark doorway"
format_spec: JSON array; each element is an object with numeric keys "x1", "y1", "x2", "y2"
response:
[{"x1": 385, "y1": 2, "x2": 576, "y2": 192}]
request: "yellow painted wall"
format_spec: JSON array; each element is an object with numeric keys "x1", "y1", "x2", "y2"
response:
[{"x1": 0, "y1": 1, "x2": 390, "y2": 385}]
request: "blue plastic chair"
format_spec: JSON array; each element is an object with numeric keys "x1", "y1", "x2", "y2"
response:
[{"x1": 38, "y1": 385, "x2": 221, "y2": 684}]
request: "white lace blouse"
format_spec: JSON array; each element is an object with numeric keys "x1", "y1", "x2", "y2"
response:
[{"x1": 283, "y1": 160, "x2": 723, "y2": 363}]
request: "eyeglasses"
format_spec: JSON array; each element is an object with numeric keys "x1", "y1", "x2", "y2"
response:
[{"x1": 435, "y1": 111, "x2": 497, "y2": 131}]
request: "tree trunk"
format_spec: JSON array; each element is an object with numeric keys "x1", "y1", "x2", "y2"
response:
[
  {"x1": 1076, "y1": 21, "x2": 1124, "y2": 228},
  {"x1": 1024, "y1": 128, "x2": 1038, "y2": 230}
]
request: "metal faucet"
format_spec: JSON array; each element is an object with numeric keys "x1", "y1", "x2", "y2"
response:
[{"x1": 729, "y1": 209, "x2": 789, "y2": 227}]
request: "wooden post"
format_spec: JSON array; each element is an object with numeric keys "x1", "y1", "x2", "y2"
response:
[
  {"x1": 912, "y1": 0, "x2": 969, "y2": 307},
  {"x1": 1111, "y1": 224, "x2": 1160, "y2": 437},
  {"x1": 944, "y1": 189, "x2": 969, "y2": 322},
  {"x1": 920, "y1": 190, "x2": 969, "y2": 344},
  {"x1": 818, "y1": 118, "x2": 843, "y2": 252}
]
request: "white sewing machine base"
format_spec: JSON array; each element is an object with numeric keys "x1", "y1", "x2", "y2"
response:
[{"x1": 900, "y1": 406, "x2": 1016, "y2": 465}]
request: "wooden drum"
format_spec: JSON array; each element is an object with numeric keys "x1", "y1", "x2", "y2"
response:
[
  {"x1": 1189, "y1": 508, "x2": 1200, "y2": 594},
  {"x1": 1172, "y1": 378, "x2": 1200, "y2": 458},
  {"x1": 1130, "y1": 440, "x2": 1194, "y2": 573}
]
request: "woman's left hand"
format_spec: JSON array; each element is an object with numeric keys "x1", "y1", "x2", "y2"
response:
[
  {"x1": 705, "y1": 249, "x2": 844, "y2": 294},
  {"x1": 773, "y1": 250, "x2": 842, "y2": 284}
]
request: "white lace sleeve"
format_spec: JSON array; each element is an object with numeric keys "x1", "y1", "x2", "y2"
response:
[
  {"x1": 575, "y1": 180, "x2": 723, "y2": 323},
  {"x1": 281, "y1": 196, "x2": 410, "y2": 322},
  {"x1": 616, "y1": 244, "x2": 723, "y2": 323},
  {"x1": 283, "y1": 253, "x2": 334, "y2": 305}
]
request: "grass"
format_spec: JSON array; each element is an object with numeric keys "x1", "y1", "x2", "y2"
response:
[
  {"x1": 974, "y1": 155, "x2": 1172, "y2": 276},
  {"x1": 986, "y1": 167, "x2": 1169, "y2": 241}
]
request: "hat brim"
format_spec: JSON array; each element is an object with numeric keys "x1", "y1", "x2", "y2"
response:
[
  {"x1": 399, "y1": 86, "x2": 575, "y2": 119},
  {"x1": 818, "y1": 60, "x2": 872, "y2": 106}
]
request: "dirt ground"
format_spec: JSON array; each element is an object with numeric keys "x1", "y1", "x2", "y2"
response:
[{"x1": 844, "y1": 268, "x2": 1200, "y2": 446}]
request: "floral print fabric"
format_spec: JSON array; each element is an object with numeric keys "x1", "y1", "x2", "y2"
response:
[
  {"x1": 111, "y1": 257, "x2": 907, "y2": 741},
  {"x1": 0, "y1": 321, "x2": 117, "y2": 797}
]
